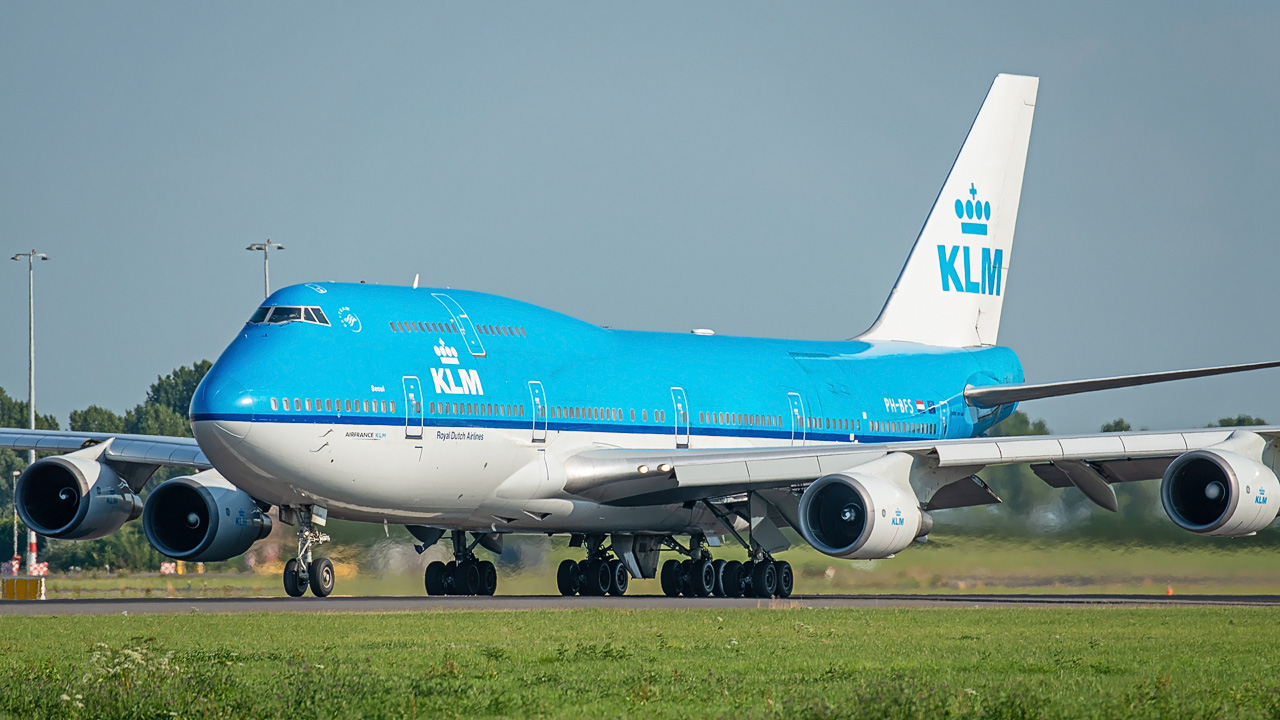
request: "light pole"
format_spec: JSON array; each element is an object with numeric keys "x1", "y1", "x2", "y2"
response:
[
  {"x1": 245, "y1": 241, "x2": 284, "y2": 298},
  {"x1": 11, "y1": 250, "x2": 48, "y2": 467},
  {"x1": 10, "y1": 471, "x2": 17, "y2": 567}
]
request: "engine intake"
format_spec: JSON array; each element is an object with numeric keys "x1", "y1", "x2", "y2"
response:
[
  {"x1": 16, "y1": 455, "x2": 142, "y2": 540},
  {"x1": 143, "y1": 472, "x2": 272, "y2": 562},
  {"x1": 797, "y1": 473, "x2": 928, "y2": 559},
  {"x1": 1161, "y1": 448, "x2": 1278, "y2": 537}
]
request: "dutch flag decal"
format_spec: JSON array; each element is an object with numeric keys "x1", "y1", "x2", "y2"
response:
[{"x1": 915, "y1": 400, "x2": 926, "y2": 413}]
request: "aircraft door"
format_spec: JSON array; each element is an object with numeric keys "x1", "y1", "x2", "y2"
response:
[
  {"x1": 788, "y1": 392, "x2": 806, "y2": 446},
  {"x1": 670, "y1": 387, "x2": 690, "y2": 448},
  {"x1": 938, "y1": 399, "x2": 949, "y2": 438},
  {"x1": 432, "y1": 293, "x2": 486, "y2": 357},
  {"x1": 402, "y1": 376, "x2": 424, "y2": 439},
  {"x1": 528, "y1": 381, "x2": 548, "y2": 443}
]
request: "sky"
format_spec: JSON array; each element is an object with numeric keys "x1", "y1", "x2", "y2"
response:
[{"x1": 1, "y1": 2, "x2": 1277, "y2": 435}]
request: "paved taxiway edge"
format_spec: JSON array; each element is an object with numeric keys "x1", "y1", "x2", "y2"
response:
[{"x1": 2, "y1": 593, "x2": 1278, "y2": 615}]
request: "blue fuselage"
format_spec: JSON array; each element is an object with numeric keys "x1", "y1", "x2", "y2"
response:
[{"x1": 191, "y1": 283, "x2": 1022, "y2": 446}]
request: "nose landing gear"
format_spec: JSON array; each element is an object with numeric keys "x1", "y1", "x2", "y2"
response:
[{"x1": 282, "y1": 507, "x2": 334, "y2": 598}]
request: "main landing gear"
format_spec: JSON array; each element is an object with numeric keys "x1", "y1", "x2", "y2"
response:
[
  {"x1": 424, "y1": 531, "x2": 498, "y2": 596},
  {"x1": 658, "y1": 536, "x2": 793, "y2": 599},
  {"x1": 556, "y1": 534, "x2": 631, "y2": 597},
  {"x1": 283, "y1": 508, "x2": 335, "y2": 598}
]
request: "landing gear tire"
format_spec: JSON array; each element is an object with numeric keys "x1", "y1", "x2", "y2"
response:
[
  {"x1": 659, "y1": 559, "x2": 681, "y2": 597},
  {"x1": 775, "y1": 561, "x2": 794, "y2": 598},
  {"x1": 309, "y1": 557, "x2": 335, "y2": 597},
  {"x1": 689, "y1": 559, "x2": 716, "y2": 597},
  {"x1": 425, "y1": 561, "x2": 448, "y2": 596},
  {"x1": 752, "y1": 560, "x2": 778, "y2": 598},
  {"x1": 283, "y1": 558, "x2": 308, "y2": 598},
  {"x1": 608, "y1": 559, "x2": 629, "y2": 596},
  {"x1": 584, "y1": 560, "x2": 612, "y2": 596},
  {"x1": 456, "y1": 560, "x2": 481, "y2": 596},
  {"x1": 712, "y1": 559, "x2": 727, "y2": 597},
  {"x1": 478, "y1": 560, "x2": 498, "y2": 596},
  {"x1": 557, "y1": 559, "x2": 581, "y2": 596},
  {"x1": 722, "y1": 560, "x2": 744, "y2": 598},
  {"x1": 678, "y1": 559, "x2": 693, "y2": 596},
  {"x1": 444, "y1": 560, "x2": 458, "y2": 594}
]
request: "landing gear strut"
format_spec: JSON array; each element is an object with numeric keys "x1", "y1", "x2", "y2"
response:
[
  {"x1": 424, "y1": 531, "x2": 498, "y2": 596},
  {"x1": 556, "y1": 534, "x2": 631, "y2": 597},
  {"x1": 283, "y1": 507, "x2": 334, "y2": 598}
]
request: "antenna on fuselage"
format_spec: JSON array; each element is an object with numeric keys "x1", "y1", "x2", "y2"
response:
[{"x1": 412, "y1": 274, "x2": 420, "y2": 289}]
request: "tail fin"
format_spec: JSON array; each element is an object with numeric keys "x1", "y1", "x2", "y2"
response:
[{"x1": 858, "y1": 74, "x2": 1038, "y2": 348}]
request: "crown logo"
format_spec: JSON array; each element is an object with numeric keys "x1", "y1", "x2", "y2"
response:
[
  {"x1": 954, "y1": 183, "x2": 990, "y2": 236},
  {"x1": 434, "y1": 339, "x2": 459, "y2": 365}
]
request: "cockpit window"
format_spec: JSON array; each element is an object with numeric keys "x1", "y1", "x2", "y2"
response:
[
  {"x1": 247, "y1": 305, "x2": 332, "y2": 326},
  {"x1": 269, "y1": 306, "x2": 305, "y2": 323}
]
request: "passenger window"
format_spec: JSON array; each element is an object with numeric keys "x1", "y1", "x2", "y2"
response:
[
  {"x1": 305, "y1": 399, "x2": 312, "y2": 411},
  {"x1": 642, "y1": 409, "x2": 647, "y2": 422},
  {"x1": 249, "y1": 307, "x2": 270, "y2": 324},
  {"x1": 270, "y1": 397, "x2": 279, "y2": 411}
]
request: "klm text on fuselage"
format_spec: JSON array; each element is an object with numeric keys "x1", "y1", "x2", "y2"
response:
[{"x1": 937, "y1": 245, "x2": 1002, "y2": 296}]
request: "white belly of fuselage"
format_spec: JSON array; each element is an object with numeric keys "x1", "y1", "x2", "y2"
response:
[{"x1": 192, "y1": 420, "x2": 774, "y2": 535}]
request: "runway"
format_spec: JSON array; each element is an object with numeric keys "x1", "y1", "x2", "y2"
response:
[{"x1": 2, "y1": 593, "x2": 1278, "y2": 615}]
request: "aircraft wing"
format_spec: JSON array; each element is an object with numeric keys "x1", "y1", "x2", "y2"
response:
[
  {"x1": 561, "y1": 426, "x2": 1280, "y2": 509},
  {"x1": 0, "y1": 429, "x2": 209, "y2": 473}
]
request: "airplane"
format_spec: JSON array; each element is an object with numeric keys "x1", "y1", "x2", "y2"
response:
[{"x1": 5, "y1": 73, "x2": 1279, "y2": 599}]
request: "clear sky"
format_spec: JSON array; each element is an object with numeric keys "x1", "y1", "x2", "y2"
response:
[{"x1": 1, "y1": 3, "x2": 1277, "y2": 434}]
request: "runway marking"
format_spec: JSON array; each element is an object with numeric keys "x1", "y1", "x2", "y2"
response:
[{"x1": 2, "y1": 593, "x2": 1278, "y2": 615}]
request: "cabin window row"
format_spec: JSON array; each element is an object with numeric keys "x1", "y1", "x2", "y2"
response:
[
  {"x1": 867, "y1": 420, "x2": 937, "y2": 435},
  {"x1": 701, "y1": 411, "x2": 785, "y2": 428},
  {"x1": 391, "y1": 320, "x2": 527, "y2": 337},
  {"x1": 429, "y1": 401, "x2": 524, "y2": 418},
  {"x1": 270, "y1": 397, "x2": 395, "y2": 413}
]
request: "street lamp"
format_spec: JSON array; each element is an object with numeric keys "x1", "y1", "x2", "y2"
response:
[
  {"x1": 245, "y1": 240, "x2": 284, "y2": 298},
  {"x1": 10, "y1": 250, "x2": 48, "y2": 467}
]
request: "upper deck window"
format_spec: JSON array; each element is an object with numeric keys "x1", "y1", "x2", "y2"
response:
[{"x1": 247, "y1": 306, "x2": 332, "y2": 326}]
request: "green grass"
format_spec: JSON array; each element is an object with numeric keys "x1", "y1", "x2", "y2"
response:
[
  {"x1": 1, "y1": 608, "x2": 1278, "y2": 719},
  {"x1": 39, "y1": 535, "x2": 1280, "y2": 598}
]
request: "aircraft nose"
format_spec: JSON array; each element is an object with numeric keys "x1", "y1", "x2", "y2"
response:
[{"x1": 191, "y1": 365, "x2": 256, "y2": 441}]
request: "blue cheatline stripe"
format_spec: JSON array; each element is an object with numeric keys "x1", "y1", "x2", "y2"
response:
[
  {"x1": 960, "y1": 222, "x2": 987, "y2": 235},
  {"x1": 191, "y1": 413, "x2": 933, "y2": 444}
]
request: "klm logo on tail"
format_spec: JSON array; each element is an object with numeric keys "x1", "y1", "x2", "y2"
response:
[{"x1": 938, "y1": 183, "x2": 1002, "y2": 296}]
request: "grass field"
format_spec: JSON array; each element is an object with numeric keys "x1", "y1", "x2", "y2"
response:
[
  {"x1": 37, "y1": 535, "x2": 1280, "y2": 598},
  {"x1": 1, "y1": 608, "x2": 1278, "y2": 719}
]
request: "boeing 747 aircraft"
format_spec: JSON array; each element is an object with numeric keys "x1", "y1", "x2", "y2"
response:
[{"x1": 5, "y1": 74, "x2": 1279, "y2": 599}]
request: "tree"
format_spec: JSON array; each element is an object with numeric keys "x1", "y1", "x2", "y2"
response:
[
  {"x1": 69, "y1": 405, "x2": 126, "y2": 434},
  {"x1": 1101, "y1": 418, "x2": 1131, "y2": 432},
  {"x1": 1209, "y1": 414, "x2": 1267, "y2": 428}
]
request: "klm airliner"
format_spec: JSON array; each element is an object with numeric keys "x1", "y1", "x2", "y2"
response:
[{"x1": 6, "y1": 74, "x2": 1279, "y2": 599}]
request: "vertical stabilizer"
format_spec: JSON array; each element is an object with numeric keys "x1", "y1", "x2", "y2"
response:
[{"x1": 858, "y1": 74, "x2": 1038, "y2": 348}]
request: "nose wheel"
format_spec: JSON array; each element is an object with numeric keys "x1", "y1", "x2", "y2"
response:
[{"x1": 282, "y1": 507, "x2": 333, "y2": 598}]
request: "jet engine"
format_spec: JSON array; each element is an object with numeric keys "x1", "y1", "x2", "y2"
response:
[
  {"x1": 15, "y1": 454, "x2": 142, "y2": 540},
  {"x1": 797, "y1": 473, "x2": 930, "y2": 559},
  {"x1": 142, "y1": 472, "x2": 272, "y2": 562},
  {"x1": 1161, "y1": 448, "x2": 1279, "y2": 537}
]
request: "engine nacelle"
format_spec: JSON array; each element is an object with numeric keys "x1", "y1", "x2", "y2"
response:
[
  {"x1": 1161, "y1": 448, "x2": 1279, "y2": 537},
  {"x1": 16, "y1": 455, "x2": 142, "y2": 540},
  {"x1": 797, "y1": 473, "x2": 930, "y2": 559},
  {"x1": 142, "y1": 472, "x2": 272, "y2": 562}
]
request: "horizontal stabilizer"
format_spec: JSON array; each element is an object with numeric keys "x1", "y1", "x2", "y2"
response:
[{"x1": 965, "y1": 360, "x2": 1280, "y2": 408}]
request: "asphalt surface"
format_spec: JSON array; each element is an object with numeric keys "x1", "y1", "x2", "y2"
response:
[{"x1": 2, "y1": 593, "x2": 1278, "y2": 615}]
